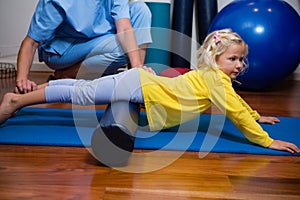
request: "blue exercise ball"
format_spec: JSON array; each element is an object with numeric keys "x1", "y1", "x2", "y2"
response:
[{"x1": 209, "y1": 0, "x2": 300, "y2": 90}]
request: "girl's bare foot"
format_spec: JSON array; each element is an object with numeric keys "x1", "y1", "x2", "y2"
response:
[{"x1": 0, "y1": 93, "x2": 20, "y2": 124}]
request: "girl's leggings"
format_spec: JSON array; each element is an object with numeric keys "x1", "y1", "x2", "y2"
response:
[{"x1": 45, "y1": 68, "x2": 144, "y2": 105}]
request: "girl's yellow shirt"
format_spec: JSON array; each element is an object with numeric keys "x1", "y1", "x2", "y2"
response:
[{"x1": 138, "y1": 68, "x2": 273, "y2": 148}]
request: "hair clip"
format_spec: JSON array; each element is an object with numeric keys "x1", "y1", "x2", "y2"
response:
[{"x1": 214, "y1": 32, "x2": 221, "y2": 44}]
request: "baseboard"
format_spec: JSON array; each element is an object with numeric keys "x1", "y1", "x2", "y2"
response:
[
  {"x1": 31, "y1": 62, "x2": 54, "y2": 72},
  {"x1": 0, "y1": 59, "x2": 53, "y2": 72}
]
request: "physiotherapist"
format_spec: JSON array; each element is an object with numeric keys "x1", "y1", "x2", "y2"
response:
[{"x1": 15, "y1": 0, "x2": 152, "y2": 94}]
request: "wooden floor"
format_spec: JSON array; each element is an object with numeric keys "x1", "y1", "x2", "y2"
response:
[{"x1": 0, "y1": 72, "x2": 300, "y2": 200}]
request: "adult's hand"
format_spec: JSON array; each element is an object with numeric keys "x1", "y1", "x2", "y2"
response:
[
  {"x1": 15, "y1": 79, "x2": 37, "y2": 94},
  {"x1": 15, "y1": 35, "x2": 39, "y2": 94},
  {"x1": 138, "y1": 65, "x2": 156, "y2": 75}
]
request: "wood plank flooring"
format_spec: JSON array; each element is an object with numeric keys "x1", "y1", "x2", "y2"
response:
[{"x1": 0, "y1": 72, "x2": 299, "y2": 199}]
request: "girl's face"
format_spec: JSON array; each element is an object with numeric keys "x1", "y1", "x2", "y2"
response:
[{"x1": 216, "y1": 43, "x2": 245, "y2": 80}]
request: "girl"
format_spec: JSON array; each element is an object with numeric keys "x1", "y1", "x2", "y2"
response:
[{"x1": 0, "y1": 29, "x2": 299, "y2": 154}]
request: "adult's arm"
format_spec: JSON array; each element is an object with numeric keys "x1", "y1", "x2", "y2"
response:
[
  {"x1": 15, "y1": 35, "x2": 39, "y2": 93},
  {"x1": 115, "y1": 18, "x2": 143, "y2": 68},
  {"x1": 115, "y1": 18, "x2": 155, "y2": 74}
]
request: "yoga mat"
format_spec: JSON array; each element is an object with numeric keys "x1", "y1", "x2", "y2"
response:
[{"x1": 0, "y1": 107, "x2": 299, "y2": 156}]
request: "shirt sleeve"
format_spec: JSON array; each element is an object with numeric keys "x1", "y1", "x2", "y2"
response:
[
  {"x1": 111, "y1": 0, "x2": 130, "y2": 22},
  {"x1": 204, "y1": 70, "x2": 273, "y2": 147},
  {"x1": 28, "y1": 0, "x2": 64, "y2": 43},
  {"x1": 235, "y1": 93, "x2": 261, "y2": 120}
]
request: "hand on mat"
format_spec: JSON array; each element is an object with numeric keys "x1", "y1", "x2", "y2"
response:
[
  {"x1": 15, "y1": 79, "x2": 37, "y2": 94},
  {"x1": 258, "y1": 116, "x2": 280, "y2": 125},
  {"x1": 268, "y1": 140, "x2": 300, "y2": 154}
]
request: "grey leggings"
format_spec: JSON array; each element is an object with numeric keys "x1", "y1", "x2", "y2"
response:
[{"x1": 45, "y1": 68, "x2": 144, "y2": 105}]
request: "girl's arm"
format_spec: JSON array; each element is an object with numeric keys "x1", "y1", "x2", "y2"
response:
[
  {"x1": 236, "y1": 93, "x2": 280, "y2": 125},
  {"x1": 206, "y1": 72, "x2": 299, "y2": 153}
]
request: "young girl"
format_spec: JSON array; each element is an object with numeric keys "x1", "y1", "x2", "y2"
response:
[{"x1": 0, "y1": 29, "x2": 299, "y2": 154}]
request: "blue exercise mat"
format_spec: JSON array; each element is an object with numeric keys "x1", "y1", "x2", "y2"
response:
[{"x1": 0, "y1": 107, "x2": 299, "y2": 156}]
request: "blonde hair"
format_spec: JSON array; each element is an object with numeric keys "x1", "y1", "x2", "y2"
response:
[{"x1": 196, "y1": 29, "x2": 249, "y2": 72}]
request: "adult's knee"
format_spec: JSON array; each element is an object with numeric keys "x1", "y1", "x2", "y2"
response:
[
  {"x1": 129, "y1": 2, "x2": 152, "y2": 28},
  {"x1": 129, "y1": 2, "x2": 152, "y2": 46},
  {"x1": 82, "y1": 52, "x2": 128, "y2": 73}
]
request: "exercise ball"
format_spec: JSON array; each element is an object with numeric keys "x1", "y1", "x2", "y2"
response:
[{"x1": 209, "y1": 0, "x2": 300, "y2": 90}]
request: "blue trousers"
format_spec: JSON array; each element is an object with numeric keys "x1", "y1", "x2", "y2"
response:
[{"x1": 40, "y1": 2, "x2": 152, "y2": 73}]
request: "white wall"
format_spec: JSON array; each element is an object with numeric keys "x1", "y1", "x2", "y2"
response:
[
  {"x1": 0, "y1": 0, "x2": 38, "y2": 59},
  {"x1": 0, "y1": 0, "x2": 46, "y2": 70},
  {"x1": 0, "y1": 0, "x2": 299, "y2": 77}
]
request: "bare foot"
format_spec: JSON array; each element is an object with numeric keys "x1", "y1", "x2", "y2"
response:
[{"x1": 0, "y1": 93, "x2": 20, "y2": 124}]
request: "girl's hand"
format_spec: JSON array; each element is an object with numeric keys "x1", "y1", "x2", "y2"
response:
[
  {"x1": 268, "y1": 140, "x2": 300, "y2": 154},
  {"x1": 258, "y1": 116, "x2": 280, "y2": 125}
]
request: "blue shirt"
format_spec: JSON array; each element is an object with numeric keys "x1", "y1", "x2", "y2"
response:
[{"x1": 28, "y1": 0, "x2": 130, "y2": 55}]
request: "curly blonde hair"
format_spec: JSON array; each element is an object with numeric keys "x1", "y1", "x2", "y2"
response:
[{"x1": 196, "y1": 29, "x2": 249, "y2": 72}]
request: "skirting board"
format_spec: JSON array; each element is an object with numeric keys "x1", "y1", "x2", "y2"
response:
[
  {"x1": 0, "y1": 59, "x2": 54, "y2": 72},
  {"x1": 30, "y1": 62, "x2": 54, "y2": 72}
]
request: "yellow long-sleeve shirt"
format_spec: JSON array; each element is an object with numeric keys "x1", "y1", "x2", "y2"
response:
[{"x1": 138, "y1": 68, "x2": 274, "y2": 148}]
